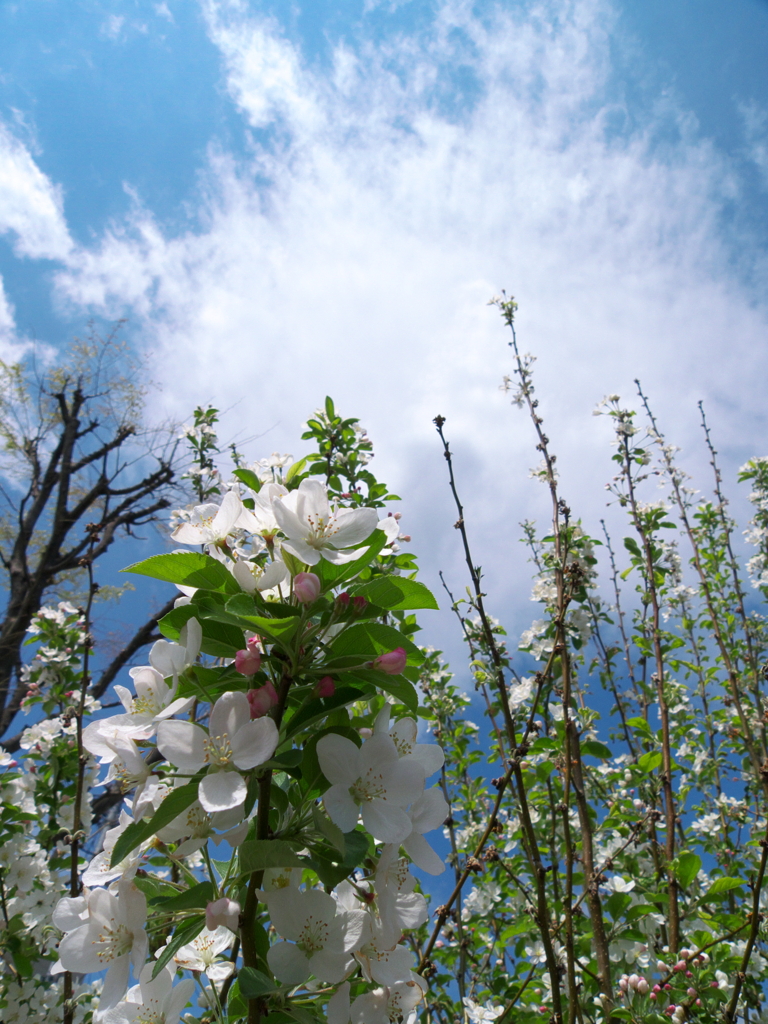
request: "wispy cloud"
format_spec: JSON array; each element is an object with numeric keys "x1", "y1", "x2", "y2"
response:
[
  {"x1": 0, "y1": 121, "x2": 73, "y2": 261},
  {"x1": 741, "y1": 99, "x2": 768, "y2": 187},
  {"x1": 16, "y1": 0, "x2": 768, "y2": 634}
]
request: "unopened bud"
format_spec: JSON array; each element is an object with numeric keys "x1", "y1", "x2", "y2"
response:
[
  {"x1": 206, "y1": 897, "x2": 241, "y2": 931},
  {"x1": 247, "y1": 681, "x2": 279, "y2": 718},
  {"x1": 294, "y1": 572, "x2": 321, "y2": 604},
  {"x1": 636, "y1": 979, "x2": 649, "y2": 995},
  {"x1": 315, "y1": 676, "x2": 335, "y2": 698},
  {"x1": 372, "y1": 647, "x2": 407, "y2": 675},
  {"x1": 235, "y1": 638, "x2": 262, "y2": 676}
]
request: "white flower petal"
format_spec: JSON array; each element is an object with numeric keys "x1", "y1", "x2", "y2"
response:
[
  {"x1": 328, "y1": 982, "x2": 351, "y2": 1024},
  {"x1": 402, "y1": 831, "x2": 445, "y2": 875},
  {"x1": 199, "y1": 772, "x2": 247, "y2": 812},
  {"x1": 409, "y1": 788, "x2": 448, "y2": 833},
  {"x1": 157, "y1": 719, "x2": 206, "y2": 771},
  {"x1": 323, "y1": 785, "x2": 360, "y2": 833},
  {"x1": 309, "y1": 948, "x2": 356, "y2": 983},
  {"x1": 317, "y1": 733, "x2": 361, "y2": 785},
  {"x1": 231, "y1": 716, "x2": 279, "y2": 769},
  {"x1": 210, "y1": 691, "x2": 250, "y2": 740},
  {"x1": 362, "y1": 800, "x2": 412, "y2": 844},
  {"x1": 268, "y1": 941, "x2": 312, "y2": 985}
]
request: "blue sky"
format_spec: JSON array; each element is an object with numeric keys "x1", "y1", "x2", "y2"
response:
[{"x1": 1, "y1": 0, "x2": 768, "y2": 664}]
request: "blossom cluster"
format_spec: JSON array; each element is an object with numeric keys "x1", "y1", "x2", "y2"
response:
[{"x1": 28, "y1": 456, "x2": 445, "y2": 1024}]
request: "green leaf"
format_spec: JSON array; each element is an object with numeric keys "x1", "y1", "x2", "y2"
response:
[
  {"x1": 111, "y1": 780, "x2": 200, "y2": 867},
  {"x1": 265, "y1": 748, "x2": 304, "y2": 771},
  {"x1": 151, "y1": 881, "x2": 215, "y2": 912},
  {"x1": 132, "y1": 876, "x2": 180, "y2": 900},
  {"x1": 327, "y1": 623, "x2": 424, "y2": 666},
  {"x1": 222, "y1": 596, "x2": 302, "y2": 644},
  {"x1": 121, "y1": 552, "x2": 240, "y2": 593},
  {"x1": 637, "y1": 751, "x2": 662, "y2": 773},
  {"x1": 285, "y1": 1006, "x2": 323, "y2": 1024},
  {"x1": 284, "y1": 684, "x2": 372, "y2": 739},
  {"x1": 605, "y1": 892, "x2": 632, "y2": 920},
  {"x1": 625, "y1": 904, "x2": 657, "y2": 922},
  {"x1": 580, "y1": 740, "x2": 612, "y2": 759},
  {"x1": 705, "y1": 876, "x2": 745, "y2": 897},
  {"x1": 528, "y1": 737, "x2": 557, "y2": 753},
  {"x1": 677, "y1": 852, "x2": 701, "y2": 890},
  {"x1": 239, "y1": 967, "x2": 280, "y2": 999},
  {"x1": 307, "y1": 828, "x2": 371, "y2": 888},
  {"x1": 158, "y1": 602, "x2": 197, "y2": 639},
  {"x1": 342, "y1": 669, "x2": 418, "y2": 713},
  {"x1": 286, "y1": 457, "x2": 308, "y2": 484},
  {"x1": 225, "y1": 593, "x2": 301, "y2": 621},
  {"x1": 342, "y1": 829, "x2": 369, "y2": 866},
  {"x1": 626, "y1": 716, "x2": 653, "y2": 737},
  {"x1": 352, "y1": 577, "x2": 438, "y2": 611},
  {"x1": 227, "y1": 979, "x2": 248, "y2": 1021},
  {"x1": 623, "y1": 537, "x2": 642, "y2": 558},
  {"x1": 234, "y1": 468, "x2": 263, "y2": 493},
  {"x1": 109, "y1": 821, "x2": 152, "y2": 868},
  {"x1": 152, "y1": 916, "x2": 206, "y2": 978},
  {"x1": 160, "y1": 604, "x2": 245, "y2": 657},
  {"x1": 239, "y1": 840, "x2": 306, "y2": 874}
]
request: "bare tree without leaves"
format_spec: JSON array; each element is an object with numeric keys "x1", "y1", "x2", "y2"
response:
[{"x1": 0, "y1": 327, "x2": 181, "y2": 744}]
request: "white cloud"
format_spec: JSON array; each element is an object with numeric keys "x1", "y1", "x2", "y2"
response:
[
  {"x1": 740, "y1": 100, "x2": 768, "y2": 186},
  {"x1": 49, "y1": 0, "x2": 768, "y2": 644},
  {"x1": 100, "y1": 14, "x2": 126, "y2": 40},
  {"x1": 0, "y1": 121, "x2": 73, "y2": 261},
  {"x1": 0, "y1": 276, "x2": 34, "y2": 363}
]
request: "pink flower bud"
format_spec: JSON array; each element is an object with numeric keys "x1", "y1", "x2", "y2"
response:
[
  {"x1": 235, "y1": 637, "x2": 262, "y2": 676},
  {"x1": 372, "y1": 647, "x2": 407, "y2": 675},
  {"x1": 247, "y1": 681, "x2": 279, "y2": 718},
  {"x1": 294, "y1": 572, "x2": 321, "y2": 604},
  {"x1": 686, "y1": 988, "x2": 696, "y2": 998},
  {"x1": 636, "y1": 979, "x2": 649, "y2": 995},
  {"x1": 353, "y1": 595, "x2": 367, "y2": 613},
  {"x1": 315, "y1": 676, "x2": 335, "y2": 698},
  {"x1": 628, "y1": 974, "x2": 639, "y2": 989},
  {"x1": 618, "y1": 977, "x2": 628, "y2": 993},
  {"x1": 649, "y1": 993, "x2": 657, "y2": 1001},
  {"x1": 206, "y1": 897, "x2": 241, "y2": 931}
]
